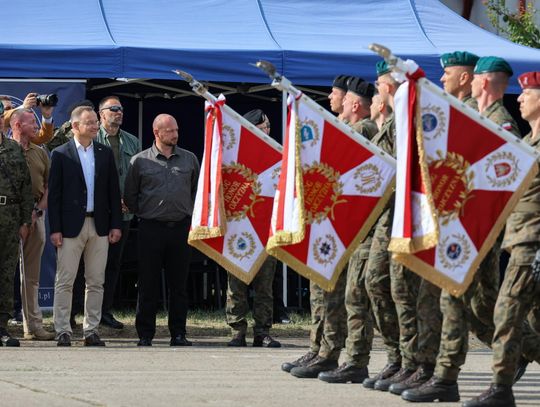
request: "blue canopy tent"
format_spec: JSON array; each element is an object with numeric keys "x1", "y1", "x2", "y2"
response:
[{"x1": 3, "y1": 0, "x2": 540, "y2": 93}]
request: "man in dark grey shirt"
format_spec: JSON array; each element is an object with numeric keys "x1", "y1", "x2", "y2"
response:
[{"x1": 124, "y1": 113, "x2": 200, "y2": 347}]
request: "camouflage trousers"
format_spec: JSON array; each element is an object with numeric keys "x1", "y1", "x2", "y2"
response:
[
  {"x1": 436, "y1": 245, "x2": 500, "y2": 380},
  {"x1": 492, "y1": 243, "x2": 540, "y2": 385},
  {"x1": 391, "y1": 262, "x2": 442, "y2": 369},
  {"x1": 0, "y1": 207, "x2": 21, "y2": 327},
  {"x1": 226, "y1": 256, "x2": 276, "y2": 336},
  {"x1": 309, "y1": 281, "x2": 325, "y2": 353},
  {"x1": 318, "y1": 269, "x2": 348, "y2": 360},
  {"x1": 365, "y1": 209, "x2": 401, "y2": 364},
  {"x1": 344, "y1": 234, "x2": 374, "y2": 367}
]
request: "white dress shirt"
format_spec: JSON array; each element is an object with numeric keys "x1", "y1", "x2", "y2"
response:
[{"x1": 74, "y1": 138, "x2": 95, "y2": 212}]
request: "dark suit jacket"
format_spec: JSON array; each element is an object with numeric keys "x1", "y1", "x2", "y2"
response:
[{"x1": 48, "y1": 139, "x2": 122, "y2": 238}]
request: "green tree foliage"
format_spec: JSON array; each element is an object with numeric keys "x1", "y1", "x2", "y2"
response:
[{"x1": 485, "y1": 0, "x2": 540, "y2": 48}]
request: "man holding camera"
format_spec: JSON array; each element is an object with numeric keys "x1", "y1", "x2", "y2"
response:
[{"x1": 10, "y1": 109, "x2": 55, "y2": 340}]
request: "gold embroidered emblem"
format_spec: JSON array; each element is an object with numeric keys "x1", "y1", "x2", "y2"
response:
[
  {"x1": 302, "y1": 162, "x2": 346, "y2": 224},
  {"x1": 485, "y1": 151, "x2": 520, "y2": 188},
  {"x1": 354, "y1": 163, "x2": 383, "y2": 194},
  {"x1": 222, "y1": 124, "x2": 236, "y2": 150},
  {"x1": 312, "y1": 234, "x2": 338, "y2": 266},
  {"x1": 227, "y1": 232, "x2": 256, "y2": 260},
  {"x1": 223, "y1": 163, "x2": 263, "y2": 222},
  {"x1": 438, "y1": 233, "x2": 471, "y2": 270},
  {"x1": 298, "y1": 118, "x2": 320, "y2": 149},
  {"x1": 421, "y1": 104, "x2": 446, "y2": 141}
]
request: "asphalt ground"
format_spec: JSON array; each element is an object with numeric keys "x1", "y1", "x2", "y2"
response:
[{"x1": 0, "y1": 336, "x2": 539, "y2": 407}]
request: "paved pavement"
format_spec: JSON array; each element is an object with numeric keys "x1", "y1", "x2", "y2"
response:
[{"x1": 0, "y1": 336, "x2": 539, "y2": 407}]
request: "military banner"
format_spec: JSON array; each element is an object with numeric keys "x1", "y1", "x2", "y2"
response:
[
  {"x1": 390, "y1": 70, "x2": 539, "y2": 296},
  {"x1": 188, "y1": 95, "x2": 282, "y2": 284},
  {"x1": 266, "y1": 91, "x2": 396, "y2": 291}
]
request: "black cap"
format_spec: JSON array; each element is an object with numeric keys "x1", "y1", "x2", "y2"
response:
[
  {"x1": 332, "y1": 75, "x2": 350, "y2": 91},
  {"x1": 243, "y1": 109, "x2": 267, "y2": 126},
  {"x1": 347, "y1": 77, "x2": 375, "y2": 98}
]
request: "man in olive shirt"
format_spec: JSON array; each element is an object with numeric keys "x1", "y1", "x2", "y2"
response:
[
  {"x1": 124, "y1": 113, "x2": 200, "y2": 347},
  {"x1": 96, "y1": 96, "x2": 140, "y2": 329},
  {"x1": 464, "y1": 72, "x2": 540, "y2": 407},
  {"x1": 10, "y1": 109, "x2": 55, "y2": 341}
]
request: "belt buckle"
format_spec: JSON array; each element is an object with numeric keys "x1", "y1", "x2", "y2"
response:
[{"x1": 0, "y1": 195, "x2": 6, "y2": 205}]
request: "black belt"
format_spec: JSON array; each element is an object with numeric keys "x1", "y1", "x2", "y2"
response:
[
  {"x1": 140, "y1": 217, "x2": 187, "y2": 228},
  {"x1": 0, "y1": 195, "x2": 21, "y2": 205},
  {"x1": 85, "y1": 212, "x2": 94, "y2": 217}
]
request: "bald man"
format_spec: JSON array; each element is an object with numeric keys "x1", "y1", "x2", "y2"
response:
[{"x1": 124, "y1": 114, "x2": 200, "y2": 347}]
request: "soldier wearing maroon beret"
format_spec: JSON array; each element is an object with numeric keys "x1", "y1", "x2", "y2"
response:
[{"x1": 465, "y1": 72, "x2": 540, "y2": 407}]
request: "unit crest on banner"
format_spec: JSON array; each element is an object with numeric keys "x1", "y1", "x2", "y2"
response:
[
  {"x1": 189, "y1": 95, "x2": 282, "y2": 284},
  {"x1": 266, "y1": 92, "x2": 396, "y2": 291},
  {"x1": 390, "y1": 69, "x2": 538, "y2": 296}
]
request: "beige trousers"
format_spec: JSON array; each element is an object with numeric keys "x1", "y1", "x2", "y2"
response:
[
  {"x1": 53, "y1": 217, "x2": 108, "y2": 337},
  {"x1": 21, "y1": 215, "x2": 46, "y2": 334}
]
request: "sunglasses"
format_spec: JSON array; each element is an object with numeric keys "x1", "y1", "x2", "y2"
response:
[{"x1": 101, "y1": 105, "x2": 123, "y2": 113}]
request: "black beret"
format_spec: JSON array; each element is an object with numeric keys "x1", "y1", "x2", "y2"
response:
[
  {"x1": 332, "y1": 75, "x2": 350, "y2": 91},
  {"x1": 348, "y1": 77, "x2": 375, "y2": 98},
  {"x1": 243, "y1": 108, "x2": 267, "y2": 126}
]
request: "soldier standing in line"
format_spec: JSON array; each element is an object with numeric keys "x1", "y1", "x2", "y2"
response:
[
  {"x1": 463, "y1": 69, "x2": 540, "y2": 407},
  {"x1": 226, "y1": 109, "x2": 281, "y2": 348},
  {"x1": 0, "y1": 102, "x2": 33, "y2": 346},
  {"x1": 281, "y1": 75, "x2": 350, "y2": 376},
  {"x1": 403, "y1": 54, "x2": 540, "y2": 404},
  {"x1": 340, "y1": 77, "x2": 378, "y2": 139},
  {"x1": 318, "y1": 81, "x2": 387, "y2": 384}
]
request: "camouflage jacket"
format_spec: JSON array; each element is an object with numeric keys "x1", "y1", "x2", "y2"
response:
[
  {"x1": 462, "y1": 94, "x2": 478, "y2": 111},
  {"x1": 370, "y1": 113, "x2": 395, "y2": 156},
  {"x1": 47, "y1": 121, "x2": 73, "y2": 152},
  {"x1": 350, "y1": 117, "x2": 379, "y2": 141},
  {"x1": 0, "y1": 134, "x2": 33, "y2": 225},
  {"x1": 482, "y1": 99, "x2": 520, "y2": 138},
  {"x1": 502, "y1": 132, "x2": 540, "y2": 250}
]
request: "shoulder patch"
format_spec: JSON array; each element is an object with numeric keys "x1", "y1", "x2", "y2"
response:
[{"x1": 501, "y1": 122, "x2": 513, "y2": 131}]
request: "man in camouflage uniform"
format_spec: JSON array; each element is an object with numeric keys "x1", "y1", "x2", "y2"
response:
[
  {"x1": 0, "y1": 103, "x2": 33, "y2": 346},
  {"x1": 317, "y1": 78, "x2": 378, "y2": 383},
  {"x1": 463, "y1": 70, "x2": 540, "y2": 407},
  {"x1": 226, "y1": 109, "x2": 281, "y2": 348},
  {"x1": 401, "y1": 53, "x2": 535, "y2": 403},
  {"x1": 282, "y1": 75, "x2": 350, "y2": 376},
  {"x1": 365, "y1": 61, "x2": 443, "y2": 395}
]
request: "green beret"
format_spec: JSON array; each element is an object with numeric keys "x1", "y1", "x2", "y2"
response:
[
  {"x1": 376, "y1": 61, "x2": 391, "y2": 77},
  {"x1": 474, "y1": 56, "x2": 513, "y2": 77},
  {"x1": 440, "y1": 51, "x2": 479, "y2": 68}
]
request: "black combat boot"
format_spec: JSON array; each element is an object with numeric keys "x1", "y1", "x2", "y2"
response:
[
  {"x1": 514, "y1": 356, "x2": 529, "y2": 383},
  {"x1": 462, "y1": 384, "x2": 515, "y2": 407},
  {"x1": 227, "y1": 333, "x2": 247, "y2": 347},
  {"x1": 374, "y1": 366, "x2": 416, "y2": 391},
  {"x1": 281, "y1": 351, "x2": 318, "y2": 372},
  {"x1": 0, "y1": 327, "x2": 20, "y2": 347},
  {"x1": 290, "y1": 356, "x2": 338, "y2": 378},
  {"x1": 389, "y1": 363, "x2": 434, "y2": 395},
  {"x1": 318, "y1": 362, "x2": 369, "y2": 383},
  {"x1": 363, "y1": 362, "x2": 401, "y2": 389},
  {"x1": 401, "y1": 376, "x2": 460, "y2": 402}
]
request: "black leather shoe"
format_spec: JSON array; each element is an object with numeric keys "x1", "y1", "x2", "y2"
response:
[
  {"x1": 170, "y1": 334, "x2": 192, "y2": 347},
  {"x1": 253, "y1": 334, "x2": 281, "y2": 348},
  {"x1": 100, "y1": 313, "x2": 124, "y2": 330},
  {"x1": 84, "y1": 333, "x2": 106, "y2": 347},
  {"x1": 318, "y1": 363, "x2": 369, "y2": 383},
  {"x1": 462, "y1": 384, "x2": 515, "y2": 407},
  {"x1": 281, "y1": 351, "x2": 318, "y2": 372},
  {"x1": 363, "y1": 362, "x2": 401, "y2": 389},
  {"x1": 227, "y1": 333, "x2": 247, "y2": 347},
  {"x1": 374, "y1": 367, "x2": 416, "y2": 391},
  {"x1": 514, "y1": 356, "x2": 529, "y2": 383},
  {"x1": 0, "y1": 327, "x2": 20, "y2": 347},
  {"x1": 137, "y1": 338, "x2": 152, "y2": 347},
  {"x1": 401, "y1": 376, "x2": 460, "y2": 402},
  {"x1": 290, "y1": 356, "x2": 338, "y2": 378},
  {"x1": 57, "y1": 332, "x2": 72, "y2": 347},
  {"x1": 389, "y1": 363, "x2": 434, "y2": 395}
]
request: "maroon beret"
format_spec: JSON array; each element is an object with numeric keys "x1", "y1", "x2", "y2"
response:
[{"x1": 518, "y1": 72, "x2": 540, "y2": 89}]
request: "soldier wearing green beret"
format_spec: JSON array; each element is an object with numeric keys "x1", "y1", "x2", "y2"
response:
[
  {"x1": 471, "y1": 56, "x2": 520, "y2": 136},
  {"x1": 0, "y1": 103, "x2": 33, "y2": 347},
  {"x1": 440, "y1": 51, "x2": 479, "y2": 110}
]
